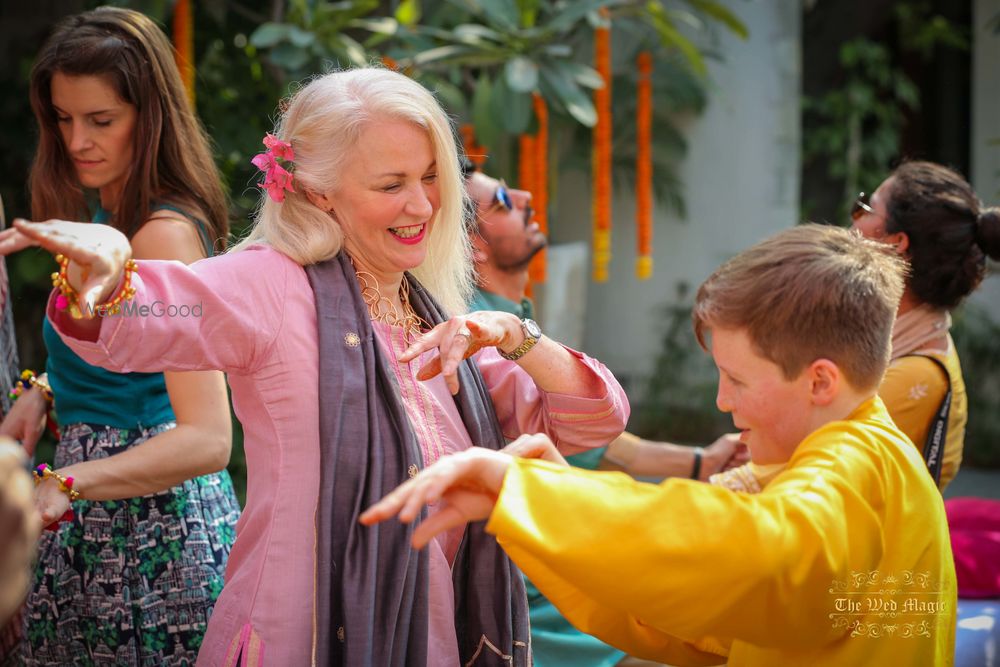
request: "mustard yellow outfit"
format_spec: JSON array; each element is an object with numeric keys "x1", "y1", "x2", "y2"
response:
[
  {"x1": 881, "y1": 337, "x2": 967, "y2": 490},
  {"x1": 486, "y1": 397, "x2": 957, "y2": 666}
]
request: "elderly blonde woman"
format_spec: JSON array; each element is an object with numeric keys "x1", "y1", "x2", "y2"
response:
[{"x1": 0, "y1": 68, "x2": 629, "y2": 667}]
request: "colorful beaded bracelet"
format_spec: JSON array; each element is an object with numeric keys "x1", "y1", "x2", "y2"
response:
[
  {"x1": 52, "y1": 254, "x2": 138, "y2": 319},
  {"x1": 9, "y1": 369, "x2": 53, "y2": 405},
  {"x1": 33, "y1": 463, "x2": 81, "y2": 502}
]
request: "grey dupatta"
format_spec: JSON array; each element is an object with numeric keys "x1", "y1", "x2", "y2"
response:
[{"x1": 306, "y1": 252, "x2": 530, "y2": 666}]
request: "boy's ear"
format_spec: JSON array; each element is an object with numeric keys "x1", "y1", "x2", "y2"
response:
[{"x1": 807, "y1": 359, "x2": 840, "y2": 406}]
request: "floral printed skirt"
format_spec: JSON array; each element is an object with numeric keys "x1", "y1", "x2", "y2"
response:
[{"x1": 22, "y1": 422, "x2": 241, "y2": 666}]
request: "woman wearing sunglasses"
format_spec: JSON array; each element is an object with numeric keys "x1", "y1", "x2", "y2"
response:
[{"x1": 850, "y1": 161, "x2": 1000, "y2": 489}]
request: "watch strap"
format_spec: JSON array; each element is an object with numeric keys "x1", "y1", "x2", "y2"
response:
[{"x1": 499, "y1": 319, "x2": 540, "y2": 361}]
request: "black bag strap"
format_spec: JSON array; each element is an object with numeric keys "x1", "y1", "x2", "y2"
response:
[{"x1": 903, "y1": 354, "x2": 951, "y2": 486}]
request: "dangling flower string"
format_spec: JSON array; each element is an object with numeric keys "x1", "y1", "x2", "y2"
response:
[{"x1": 252, "y1": 133, "x2": 296, "y2": 203}]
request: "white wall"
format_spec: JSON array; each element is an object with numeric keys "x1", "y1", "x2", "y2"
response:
[
  {"x1": 542, "y1": 1, "x2": 802, "y2": 392},
  {"x1": 970, "y1": 0, "x2": 1000, "y2": 316}
]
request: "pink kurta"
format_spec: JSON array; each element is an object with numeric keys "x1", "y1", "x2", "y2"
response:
[{"x1": 51, "y1": 244, "x2": 629, "y2": 666}]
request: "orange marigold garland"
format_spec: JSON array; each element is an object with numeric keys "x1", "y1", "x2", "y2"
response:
[
  {"x1": 172, "y1": 0, "x2": 195, "y2": 105},
  {"x1": 460, "y1": 124, "x2": 488, "y2": 170},
  {"x1": 635, "y1": 51, "x2": 653, "y2": 280},
  {"x1": 592, "y1": 8, "x2": 612, "y2": 282},
  {"x1": 518, "y1": 131, "x2": 537, "y2": 297},
  {"x1": 528, "y1": 93, "x2": 548, "y2": 285},
  {"x1": 518, "y1": 133, "x2": 537, "y2": 202}
]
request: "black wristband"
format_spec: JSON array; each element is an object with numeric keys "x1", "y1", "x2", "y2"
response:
[{"x1": 690, "y1": 447, "x2": 704, "y2": 480}]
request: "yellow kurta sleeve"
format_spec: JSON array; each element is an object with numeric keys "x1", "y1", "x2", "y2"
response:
[{"x1": 486, "y1": 426, "x2": 886, "y2": 657}]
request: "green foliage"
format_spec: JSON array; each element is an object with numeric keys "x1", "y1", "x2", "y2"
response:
[
  {"x1": 952, "y1": 304, "x2": 1000, "y2": 467},
  {"x1": 193, "y1": 34, "x2": 282, "y2": 232},
  {"x1": 248, "y1": 0, "x2": 747, "y2": 207},
  {"x1": 249, "y1": 0, "x2": 391, "y2": 79},
  {"x1": 803, "y1": 38, "x2": 920, "y2": 216},
  {"x1": 896, "y1": 0, "x2": 969, "y2": 57},
  {"x1": 803, "y1": 1, "x2": 968, "y2": 219}
]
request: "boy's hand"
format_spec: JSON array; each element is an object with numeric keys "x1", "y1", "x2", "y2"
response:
[{"x1": 360, "y1": 447, "x2": 512, "y2": 549}]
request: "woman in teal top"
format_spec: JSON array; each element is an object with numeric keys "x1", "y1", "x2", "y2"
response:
[{"x1": 0, "y1": 9, "x2": 240, "y2": 665}]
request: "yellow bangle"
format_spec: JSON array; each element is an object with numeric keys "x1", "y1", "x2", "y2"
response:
[
  {"x1": 52, "y1": 255, "x2": 138, "y2": 319},
  {"x1": 32, "y1": 463, "x2": 81, "y2": 502}
]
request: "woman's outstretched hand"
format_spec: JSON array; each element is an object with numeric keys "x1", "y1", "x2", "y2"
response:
[
  {"x1": 360, "y1": 434, "x2": 563, "y2": 549},
  {"x1": 398, "y1": 311, "x2": 522, "y2": 395},
  {"x1": 360, "y1": 447, "x2": 508, "y2": 549},
  {"x1": 0, "y1": 219, "x2": 131, "y2": 317}
]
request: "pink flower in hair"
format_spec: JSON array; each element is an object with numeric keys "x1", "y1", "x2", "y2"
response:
[
  {"x1": 250, "y1": 152, "x2": 276, "y2": 172},
  {"x1": 252, "y1": 133, "x2": 296, "y2": 203},
  {"x1": 263, "y1": 164, "x2": 295, "y2": 203},
  {"x1": 262, "y1": 133, "x2": 295, "y2": 161}
]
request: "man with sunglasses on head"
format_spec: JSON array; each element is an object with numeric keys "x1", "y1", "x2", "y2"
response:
[
  {"x1": 464, "y1": 161, "x2": 628, "y2": 667},
  {"x1": 465, "y1": 163, "x2": 547, "y2": 318}
]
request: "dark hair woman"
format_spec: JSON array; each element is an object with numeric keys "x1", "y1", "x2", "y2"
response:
[
  {"x1": 0, "y1": 8, "x2": 240, "y2": 665},
  {"x1": 851, "y1": 160, "x2": 1000, "y2": 489}
]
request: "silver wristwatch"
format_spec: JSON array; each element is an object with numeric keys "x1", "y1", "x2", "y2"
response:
[{"x1": 499, "y1": 318, "x2": 542, "y2": 361}]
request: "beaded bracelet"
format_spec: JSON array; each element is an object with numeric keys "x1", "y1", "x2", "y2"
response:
[
  {"x1": 9, "y1": 369, "x2": 53, "y2": 405},
  {"x1": 52, "y1": 254, "x2": 138, "y2": 319},
  {"x1": 33, "y1": 463, "x2": 81, "y2": 502}
]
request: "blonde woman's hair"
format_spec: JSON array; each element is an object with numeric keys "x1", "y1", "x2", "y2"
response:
[{"x1": 234, "y1": 67, "x2": 473, "y2": 314}]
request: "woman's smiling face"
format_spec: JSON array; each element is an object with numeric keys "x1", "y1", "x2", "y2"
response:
[{"x1": 326, "y1": 118, "x2": 440, "y2": 278}]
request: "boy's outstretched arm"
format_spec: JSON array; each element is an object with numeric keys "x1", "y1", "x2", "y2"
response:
[{"x1": 361, "y1": 433, "x2": 732, "y2": 664}]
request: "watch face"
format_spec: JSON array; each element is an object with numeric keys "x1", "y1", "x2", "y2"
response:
[{"x1": 523, "y1": 318, "x2": 542, "y2": 339}]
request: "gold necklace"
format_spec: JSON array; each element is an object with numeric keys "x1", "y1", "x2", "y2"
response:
[{"x1": 353, "y1": 268, "x2": 428, "y2": 342}]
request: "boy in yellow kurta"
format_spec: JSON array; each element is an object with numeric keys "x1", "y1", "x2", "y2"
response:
[{"x1": 362, "y1": 224, "x2": 957, "y2": 667}]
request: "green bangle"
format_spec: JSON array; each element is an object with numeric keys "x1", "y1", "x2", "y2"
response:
[{"x1": 690, "y1": 447, "x2": 704, "y2": 480}]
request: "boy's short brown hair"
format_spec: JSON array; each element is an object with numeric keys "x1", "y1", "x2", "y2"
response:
[{"x1": 692, "y1": 224, "x2": 907, "y2": 390}]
